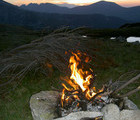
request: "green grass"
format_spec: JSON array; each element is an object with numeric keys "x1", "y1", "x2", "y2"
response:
[
  {"x1": 0, "y1": 24, "x2": 49, "y2": 51},
  {"x1": 87, "y1": 39, "x2": 140, "y2": 108},
  {"x1": 76, "y1": 27, "x2": 140, "y2": 37},
  {"x1": 0, "y1": 34, "x2": 39, "y2": 51},
  {"x1": 0, "y1": 70, "x2": 60, "y2": 120},
  {"x1": 0, "y1": 26, "x2": 140, "y2": 120}
]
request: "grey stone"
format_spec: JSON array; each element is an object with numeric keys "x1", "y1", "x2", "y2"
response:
[
  {"x1": 124, "y1": 97, "x2": 138, "y2": 110},
  {"x1": 30, "y1": 91, "x2": 60, "y2": 120},
  {"x1": 120, "y1": 110, "x2": 140, "y2": 120},
  {"x1": 54, "y1": 111, "x2": 103, "y2": 120},
  {"x1": 101, "y1": 104, "x2": 120, "y2": 120},
  {"x1": 30, "y1": 91, "x2": 140, "y2": 120},
  {"x1": 116, "y1": 36, "x2": 126, "y2": 42}
]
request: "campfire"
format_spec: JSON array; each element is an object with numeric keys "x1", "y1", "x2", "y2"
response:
[
  {"x1": 30, "y1": 50, "x2": 140, "y2": 120},
  {"x1": 57, "y1": 51, "x2": 140, "y2": 117},
  {"x1": 60, "y1": 51, "x2": 102, "y2": 111},
  {"x1": 61, "y1": 51, "x2": 99, "y2": 105}
]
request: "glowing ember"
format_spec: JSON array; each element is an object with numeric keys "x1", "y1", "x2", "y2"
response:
[{"x1": 61, "y1": 51, "x2": 101, "y2": 107}]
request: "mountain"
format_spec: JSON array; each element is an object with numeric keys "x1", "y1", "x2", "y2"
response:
[
  {"x1": 0, "y1": 0, "x2": 128, "y2": 29},
  {"x1": 70, "y1": 1, "x2": 140, "y2": 22},
  {"x1": 20, "y1": 3, "x2": 69, "y2": 13},
  {"x1": 71, "y1": 1, "x2": 123, "y2": 14},
  {"x1": 56, "y1": 3, "x2": 77, "y2": 8},
  {"x1": 20, "y1": 1, "x2": 140, "y2": 22}
]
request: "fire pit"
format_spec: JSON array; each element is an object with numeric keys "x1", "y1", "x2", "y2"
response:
[{"x1": 30, "y1": 51, "x2": 140, "y2": 120}]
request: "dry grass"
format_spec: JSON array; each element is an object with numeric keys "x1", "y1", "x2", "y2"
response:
[{"x1": 0, "y1": 32, "x2": 90, "y2": 94}]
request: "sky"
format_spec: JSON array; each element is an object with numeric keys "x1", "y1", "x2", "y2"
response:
[{"x1": 4, "y1": 0, "x2": 140, "y2": 7}]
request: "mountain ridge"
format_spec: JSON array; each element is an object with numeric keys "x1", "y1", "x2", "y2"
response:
[
  {"x1": 0, "y1": 0, "x2": 130, "y2": 29},
  {"x1": 20, "y1": 3, "x2": 69, "y2": 13},
  {"x1": 20, "y1": 1, "x2": 140, "y2": 21}
]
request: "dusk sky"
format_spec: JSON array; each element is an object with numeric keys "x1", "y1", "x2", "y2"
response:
[{"x1": 4, "y1": 0, "x2": 140, "y2": 7}]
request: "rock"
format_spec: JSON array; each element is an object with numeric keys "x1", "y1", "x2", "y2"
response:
[
  {"x1": 54, "y1": 111, "x2": 103, "y2": 120},
  {"x1": 120, "y1": 110, "x2": 140, "y2": 120},
  {"x1": 123, "y1": 97, "x2": 138, "y2": 110},
  {"x1": 30, "y1": 91, "x2": 140, "y2": 120},
  {"x1": 110, "y1": 37, "x2": 116, "y2": 40},
  {"x1": 101, "y1": 104, "x2": 120, "y2": 120},
  {"x1": 30, "y1": 91, "x2": 60, "y2": 120},
  {"x1": 116, "y1": 36, "x2": 126, "y2": 42},
  {"x1": 82, "y1": 35, "x2": 87, "y2": 38}
]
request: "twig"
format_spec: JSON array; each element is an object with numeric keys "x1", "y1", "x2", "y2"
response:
[
  {"x1": 51, "y1": 86, "x2": 61, "y2": 92},
  {"x1": 119, "y1": 86, "x2": 140, "y2": 98},
  {"x1": 112, "y1": 74, "x2": 140, "y2": 94},
  {"x1": 89, "y1": 85, "x2": 108, "y2": 102},
  {"x1": 117, "y1": 70, "x2": 139, "y2": 81}
]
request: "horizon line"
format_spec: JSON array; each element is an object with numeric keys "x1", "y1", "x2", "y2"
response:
[{"x1": 4, "y1": 0, "x2": 140, "y2": 8}]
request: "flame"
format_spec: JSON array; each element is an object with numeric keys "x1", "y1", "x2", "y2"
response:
[{"x1": 61, "y1": 51, "x2": 99, "y2": 107}]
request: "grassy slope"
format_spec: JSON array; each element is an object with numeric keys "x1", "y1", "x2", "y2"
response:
[
  {"x1": 0, "y1": 26, "x2": 140, "y2": 120},
  {"x1": 75, "y1": 27, "x2": 140, "y2": 37},
  {"x1": 0, "y1": 24, "x2": 44, "y2": 51}
]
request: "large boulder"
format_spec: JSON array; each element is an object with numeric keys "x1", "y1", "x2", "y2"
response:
[
  {"x1": 120, "y1": 110, "x2": 140, "y2": 120},
  {"x1": 30, "y1": 91, "x2": 60, "y2": 120},
  {"x1": 101, "y1": 104, "x2": 120, "y2": 120},
  {"x1": 101, "y1": 103, "x2": 140, "y2": 120}
]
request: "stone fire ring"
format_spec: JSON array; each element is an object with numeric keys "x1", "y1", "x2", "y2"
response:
[{"x1": 30, "y1": 91, "x2": 140, "y2": 120}]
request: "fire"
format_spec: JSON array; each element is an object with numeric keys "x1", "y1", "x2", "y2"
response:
[{"x1": 61, "y1": 51, "x2": 99, "y2": 107}]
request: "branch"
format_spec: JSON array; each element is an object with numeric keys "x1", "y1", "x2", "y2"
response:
[
  {"x1": 119, "y1": 86, "x2": 140, "y2": 98},
  {"x1": 112, "y1": 74, "x2": 140, "y2": 94}
]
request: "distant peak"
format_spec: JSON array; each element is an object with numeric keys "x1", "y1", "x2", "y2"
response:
[
  {"x1": 95, "y1": 1, "x2": 117, "y2": 4},
  {"x1": 40, "y1": 3, "x2": 54, "y2": 5},
  {"x1": 27, "y1": 3, "x2": 38, "y2": 6},
  {"x1": 56, "y1": 3, "x2": 77, "y2": 8},
  {"x1": 90, "y1": 0, "x2": 121, "y2": 7},
  {"x1": 23, "y1": 3, "x2": 58, "y2": 7}
]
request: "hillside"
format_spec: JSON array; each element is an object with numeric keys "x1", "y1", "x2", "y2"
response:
[
  {"x1": 20, "y1": 1, "x2": 140, "y2": 22},
  {"x1": 0, "y1": 24, "x2": 41, "y2": 51},
  {"x1": 0, "y1": 0, "x2": 128, "y2": 29},
  {"x1": 1, "y1": 24, "x2": 140, "y2": 52}
]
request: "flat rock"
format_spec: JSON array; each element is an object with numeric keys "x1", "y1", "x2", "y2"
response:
[
  {"x1": 101, "y1": 104, "x2": 120, "y2": 120},
  {"x1": 30, "y1": 91, "x2": 60, "y2": 120},
  {"x1": 120, "y1": 110, "x2": 140, "y2": 120},
  {"x1": 54, "y1": 111, "x2": 103, "y2": 120}
]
